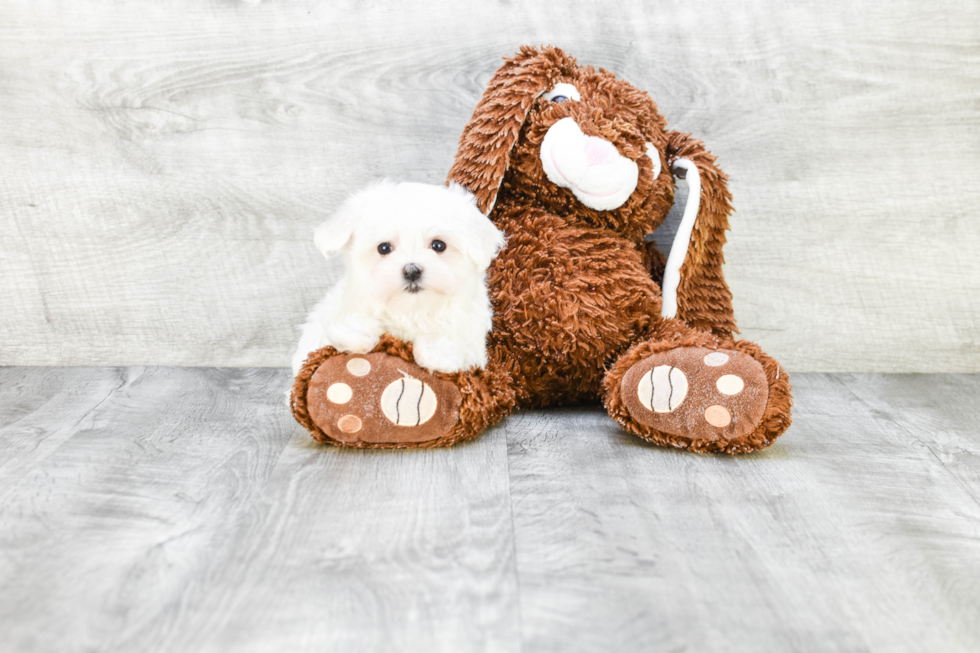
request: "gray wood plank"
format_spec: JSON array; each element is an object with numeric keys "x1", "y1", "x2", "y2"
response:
[
  {"x1": 161, "y1": 427, "x2": 521, "y2": 653},
  {"x1": 0, "y1": 367, "x2": 126, "y2": 498},
  {"x1": 2, "y1": 368, "x2": 979, "y2": 651},
  {"x1": 502, "y1": 374, "x2": 980, "y2": 652},
  {"x1": 0, "y1": 1, "x2": 978, "y2": 371},
  {"x1": 836, "y1": 373, "x2": 980, "y2": 510},
  {"x1": 0, "y1": 367, "x2": 296, "y2": 653},
  {"x1": 0, "y1": 367, "x2": 520, "y2": 653}
]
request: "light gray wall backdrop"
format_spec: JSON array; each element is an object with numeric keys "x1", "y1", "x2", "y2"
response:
[{"x1": 1, "y1": 1, "x2": 978, "y2": 372}]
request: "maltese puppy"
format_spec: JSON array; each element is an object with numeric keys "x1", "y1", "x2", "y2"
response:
[{"x1": 291, "y1": 180, "x2": 505, "y2": 376}]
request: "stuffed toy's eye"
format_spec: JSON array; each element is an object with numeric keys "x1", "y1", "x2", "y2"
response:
[
  {"x1": 378, "y1": 242, "x2": 393, "y2": 255},
  {"x1": 542, "y1": 83, "x2": 582, "y2": 103},
  {"x1": 431, "y1": 240, "x2": 446, "y2": 253}
]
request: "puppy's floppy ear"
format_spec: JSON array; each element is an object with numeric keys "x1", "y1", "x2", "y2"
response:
[
  {"x1": 447, "y1": 45, "x2": 577, "y2": 214},
  {"x1": 312, "y1": 180, "x2": 392, "y2": 258},
  {"x1": 313, "y1": 206, "x2": 356, "y2": 258},
  {"x1": 447, "y1": 183, "x2": 506, "y2": 269}
]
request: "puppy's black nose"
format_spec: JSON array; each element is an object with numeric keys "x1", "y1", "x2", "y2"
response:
[{"x1": 402, "y1": 263, "x2": 423, "y2": 283}]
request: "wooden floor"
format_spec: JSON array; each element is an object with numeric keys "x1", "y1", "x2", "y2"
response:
[{"x1": 1, "y1": 368, "x2": 978, "y2": 652}]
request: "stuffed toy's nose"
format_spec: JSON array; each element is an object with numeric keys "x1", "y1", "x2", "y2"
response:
[
  {"x1": 583, "y1": 137, "x2": 618, "y2": 167},
  {"x1": 403, "y1": 263, "x2": 423, "y2": 282},
  {"x1": 540, "y1": 117, "x2": 640, "y2": 211}
]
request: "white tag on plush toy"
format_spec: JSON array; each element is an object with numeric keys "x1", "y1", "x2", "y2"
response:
[{"x1": 660, "y1": 158, "x2": 701, "y2": 319}]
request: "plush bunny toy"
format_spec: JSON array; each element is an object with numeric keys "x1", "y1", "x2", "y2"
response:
[{"x1": 291, "y1": 45, "x2": 792, "y2": 453}]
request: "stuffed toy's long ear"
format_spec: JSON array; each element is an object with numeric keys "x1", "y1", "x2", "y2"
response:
[
  {"x1": 447, "y1": 45, "x2": 576, "y2": 214},
  {"x1": 661, "y1": 131, "x2": 738, "y2": 340}
]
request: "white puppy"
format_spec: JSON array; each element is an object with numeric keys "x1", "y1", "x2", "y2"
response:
[{"x1": 291, "y1": 180, "x2": 505, "y2": 376}]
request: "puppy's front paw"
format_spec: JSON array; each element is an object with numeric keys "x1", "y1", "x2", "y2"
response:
[
  {"x1": 331, "y1": 333, "x2": 380, "y2": 354},
  {"x1": 413, "y1": 338, "x2": 471, "y2": 373},
  {"x1": 325, "y1": 316, "x2": 381, "y2": 354}
]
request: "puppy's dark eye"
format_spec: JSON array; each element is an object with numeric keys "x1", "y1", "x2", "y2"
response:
[
  {"x1": 378, "y1": 242, "x2": 393, "y2": 255},
  {"x1": 431, "y1": 240, "x2": 446, "y2": 253},
  {"x1": 550, "y1": 95, "x2": 568, "y2": 103}
]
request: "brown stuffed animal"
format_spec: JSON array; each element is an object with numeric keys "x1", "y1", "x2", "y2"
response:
[{"x1": 291, "y1": 45, "x2": 792, "y2": 454}]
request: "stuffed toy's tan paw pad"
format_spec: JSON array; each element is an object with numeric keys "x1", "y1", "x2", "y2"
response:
[
  {"x1": 306, "y1": 353, "x2": 461, "y2": 445},
  {"x1": 621, "y1": 347, "x2": 768, "y2": 441}
]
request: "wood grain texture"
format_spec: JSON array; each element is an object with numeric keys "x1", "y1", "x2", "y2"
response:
[
  {"x1": 0, "y1": 1, "x2": 978, "y2": 370},
  {"x1": 0, "y1": 367, "x2": 126, "y2": 499},
  {"x1": 503, "y1": 375, "x2": 980, "y2": 652},
  {"x1": 0, "y1": 366, "x2": 519, "y2": 653},
  {"x1": 0, "y1": 367, "x2": 297, "y2": 653},
  {"x1": 161, "y1": 428, "x2": 520, "y2": 653},
  {"x1": 1, "y1": 367, "x2": 979, "y2": 651}
]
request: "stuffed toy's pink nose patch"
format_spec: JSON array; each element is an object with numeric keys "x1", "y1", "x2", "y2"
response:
[
  {"x1": 539, "y1": 117, "x2": 640, "y2": 211},
  {"x1": 584, "y1": 137, "x2": 618, "y2": 167}
]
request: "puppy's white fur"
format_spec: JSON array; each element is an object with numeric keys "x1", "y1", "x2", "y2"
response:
[{"x1": 292, "y1": 181, "x2": 505, "y2": 375}]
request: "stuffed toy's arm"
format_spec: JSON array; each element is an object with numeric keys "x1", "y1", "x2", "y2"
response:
[{"x1": 663, "y1": 130, "x2": 738, "y2": 341}]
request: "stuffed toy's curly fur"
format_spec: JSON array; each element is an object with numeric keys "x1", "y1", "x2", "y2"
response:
[{"x1": 291, "y1": 46, "x2": 792, "y2": 454}]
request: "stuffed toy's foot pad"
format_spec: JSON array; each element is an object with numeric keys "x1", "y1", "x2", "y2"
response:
[
  {"x1": 305, "y1": 352, "x2": 462, "y2": 445},
  {"x1": 621, "y1": 347, "x2": 768, "y2": 441}
]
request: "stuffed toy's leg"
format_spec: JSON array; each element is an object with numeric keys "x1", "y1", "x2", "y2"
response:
[
  {"x1": 603, "y1": 318, "x2": 792, "y2": 454},
  {"x1": 291, "y1": 335, "x2": 516, "y2": 449}
]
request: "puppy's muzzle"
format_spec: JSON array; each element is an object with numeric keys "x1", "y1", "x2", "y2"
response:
[{"x1": 403, "y1": 263, "x2": 423, "y2": 293}]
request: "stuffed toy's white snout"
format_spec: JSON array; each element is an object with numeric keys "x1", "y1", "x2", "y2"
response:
[{"x1": 539, "y1": 117, "x2": 662, "y2": 211}]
